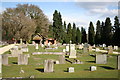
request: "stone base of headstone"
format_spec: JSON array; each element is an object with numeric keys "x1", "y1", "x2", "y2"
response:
[
  {"x1": 18, "y1": 54, "x2": 28, "y2": 65},
  {"x1": 44, "y1": 60, "x2": 54, "y2": 72},
  {"x1": 2, "y1": 54, "x2": 8, "y2": 65},
  {"x1": 68, "y1": 67, "x2": 74, "y2": 72}
]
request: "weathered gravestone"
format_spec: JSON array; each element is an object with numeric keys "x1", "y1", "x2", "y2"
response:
[
  {"x1": 88, "y1": 46, "x2": 92, "y2": 52},
  {"x1": 18, "y1": 54, "x2": 28, "y2": 65},
  {"x1": 78, "y1": 45, "x2": 83, "y2": 49},
  {"x1": 2, "y1": 54, "x2": 8, "y2": 65},
  {"x1": 95, "y1": 48, "x2": 100, "y2": 52},
  {"x1": 90, "y1": 66, "x2": 97, "y2": 71},
  {"x1": 114, "y1": 46, "x2": 118, "y2": 50},
  {"x1": 11, "y1": 50, "x2": 23, "y2": 57},
  {"x1": 44, "y1": 60, "x2": 54, "y2": 72},
  {"x1": 118, "y1": 55, "x2": 120, "y2": 70},
  {"x1": 59, "y1": 55, "x2": 65, "y2": 64},
  {"x1": 83, "y1": 43, "x2": 89, "y2": 53},
  {"x1": 96, "y1": 54, "x2": 107, "y2": 64},
  {"x1": 66, "y1": 45, "x2": 69, "y2": 52},
  {"x1": 69, "y1": 44, "x2": 76, "y2": 58},
  {"x1": 68, "y1": 67, "x2": 74, "y2": 73},
  {"x1": 108, "y1": 46, "x2": 113, "y2": 54}
]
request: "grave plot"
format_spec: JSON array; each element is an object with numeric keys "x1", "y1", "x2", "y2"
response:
[{"x1": 2, "y1": 45, "x2": 119, "y2": 78}]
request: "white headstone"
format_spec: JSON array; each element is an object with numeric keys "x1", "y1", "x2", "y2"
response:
[
  {"x1": 95, "y1": 48, "x2": 100, "y2": 52},
  {"x1": 90, "y1": 66, "x2": 97, "y2": 71},
  {"x1": 66, "y1": 45, "x2": 69, "y2": 52},
  {"x1": 35, "y1": 44, "x2": 39, "y2": 49},
  {"x1": 68, "y1": 67, "x2": 74, "y2": 72},
  {"x1": 114, "y1": 46, "x2": 118, "y2": 50},
  {"x1": 63, "y1": 49, "x2": 66, "y2": 52}
]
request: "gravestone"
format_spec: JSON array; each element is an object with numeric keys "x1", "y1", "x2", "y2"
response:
[
  {"x1": 35, "y1": 44, "x2": 39, "y2": 50},
  {"x1": 69, "y1": 44, "x2": 76, "y2": 58},
  {"x1": 63, "y1": 49, "x2": 66, "y2": 52},
  {"x1": 44, "y1": 60, "x2": 54, "y2": 72},
  {"x1": 118, "y1": 55, "x2": 120, "y2": 70},
  {"x1": 83, "y1": 43, "x2": 89, "y2": 53},
  {"x1": 114, "y1": 46, "x2": 118, "y2": 50},
  {"x1": 11, "y1": 50, "x2": 23, "y2": 57},
  {"x1": 96, "y1": 54, "x2": 107, "y2": 64},
  {"x1": 55, "y1": 61, "x2": 59, "y2": 64},
  {"x1": 90, "y1": 66, "x2": 97, "y2": 71},
  {"x1": 108, "y1": 46, "x2": 113, "y2": 54},
  {"x1": 88, "y1": 46, "x2": 92, "y2": 52},
  {"x1": 78, "y1": 45, "x2": 83, "y2": 49},
  {"x1": 95, "y1": 48, "x2": 99, "y2": 52},
  {"x1": 59, "y1": 55, "x2": 65, "y2": 64},
  {"x1": 18, "y1": 54, "x2": 28, "y2": 65},
  {"x1": 66, "y1": 45, "x2": 69, "y2": 52},
  {"x1": 21, "y1": 47, "x2": 28, "y2": 52},
  {"x1": 2, "y1": 54, "x2": 8, "y2": 65},
  {"x1": 20, "y1": 38, "x2": 23, "y2": 44},
  {"x1": 68, "y1": 67, "x2": 74, "y2": 72}
]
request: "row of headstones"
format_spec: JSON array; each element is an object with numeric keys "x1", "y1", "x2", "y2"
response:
[
  {"x1": 2, "y1": 54, "x2": 29, "y2": 65},
  {"x1": 44, "y1": 55, "x2": 120, "y2": 72},
  {"x1": 63, "y1": 44, "x2": 77, "y2": 58}
]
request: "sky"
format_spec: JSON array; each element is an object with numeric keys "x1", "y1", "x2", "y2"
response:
[{"x1": 0, "y1": 0, "x2": 119, "y2": 32}]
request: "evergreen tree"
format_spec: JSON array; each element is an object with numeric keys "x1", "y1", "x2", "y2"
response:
[
  {"x1": 76, "y1": 27, "x2": 81, "y2": 44},
  {"x1": 100, "y1": 21, "x2": 104, "y2": 44},
  {"x1": 113, "y1": 16, "x2": 120, "y2": 32},
  {"x1": 112, "y1": 28, "x2": 120, "y2": 46},
  {"x1": 112, "y1": 16, "x2": 120, "y2": 46},
  {"x1": 95, "y1": 20, "x2": 101, "y2": 45},
  {"x1": 81, "y1": 27, "x2": 87, "y2": 43},
  {"x1": 103, "y1": 17, "x2": 112, "y2": 46},
  {"x1": 53, "y1": 10, "x2": 63, "y2": 43},
  {"x1": 72, "y1": 23, "x2": 76, "y2": 44},
  {"x1": 88, "y1": 21, "x2": 95, "y2": 46},
  {"x1": 63, "y1": 21, "x2": 66, "y2": 32},
  {"x1": 67, "y1": 23, "x2": 72, "y2": 43}
]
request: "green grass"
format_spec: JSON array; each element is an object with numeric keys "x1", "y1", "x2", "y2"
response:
[{"x1": 2, "y1": 45, "x2": 119, "y2": 78}]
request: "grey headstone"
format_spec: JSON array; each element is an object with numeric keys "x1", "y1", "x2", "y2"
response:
[
  {"x1": 118, "y1": 55, "x2": 120, "y2": 70},
  {"x1": 88, "y1": 46, "x2": 92, "y2": 52},
  {"x1": 2, "y1": 54, "x2": 8, "y2": 65},
  {"x1": 96, "y1": 54, "x2": 107, "y2": 64},
  {"x1": 59, "y1": 55, "x2": 65, "y2": 64},
  {"x1": 18, "y1": 54, "x2": 28, "y2": 65},
  {"x1": 11, "y1": 50, "x2": 23, "y2": 57},
  {"x1": 44, "y1": 60, "x2": 54, "y2": 72},
  {"x1": 69, "y1": 44, "x2": 76, "y2": 58},
  {"x1": 68, "y1": 67, "x2": 74, "y2": 72},
  {"x1": 108, "y1": 46, "x2": 113, "y2": 54}
]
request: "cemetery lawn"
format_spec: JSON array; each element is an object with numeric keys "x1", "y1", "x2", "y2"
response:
[{"x1": 2, "y1": 45, "x2": 119, "y2": 78}]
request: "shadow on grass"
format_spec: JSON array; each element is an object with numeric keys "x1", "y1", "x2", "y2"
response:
[
  {"x1": 90, "y1": 55, "x2": 95, "y2": 57},
  {"x1": 99, "y1": 66, "x2": 115, "y2": 70},
  {"x1": 63, "y1": 70, "x2": 68, "y2": 72},
  {"x1": 84, "y1": 69, "x2": 90, "y2": 71},
  {"x1": 35, "y1": 68, "x2": 44, "y2": 72},
  {"x1": 12, "y1": 62, "x2": 18, "y2": 64},
  {"x1": 86, "y1": 61, "x2": 95, "y2": 63}
]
